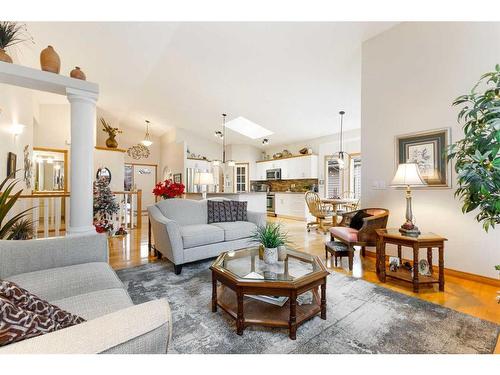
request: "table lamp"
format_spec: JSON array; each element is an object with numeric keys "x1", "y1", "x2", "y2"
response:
[
  {"x1": 390, "y1": 163, "x2": 427, "y2": 236},
  {"x1": 194, "y1": 172, "x2": 215, "y2": 199}
]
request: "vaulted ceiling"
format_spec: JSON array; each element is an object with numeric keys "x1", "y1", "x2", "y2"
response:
[{"x1": 17, "y1": 22, "x2": 396, "y2": 146}]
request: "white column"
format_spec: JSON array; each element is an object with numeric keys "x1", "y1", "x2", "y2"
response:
[{"x1": 66, "y1": 88, "x2": 98, "y2": 235}]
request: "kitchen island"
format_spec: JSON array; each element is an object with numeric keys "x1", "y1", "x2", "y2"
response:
[{"x1": 184, "y1": 192, "x2": 267, "y2": 213}]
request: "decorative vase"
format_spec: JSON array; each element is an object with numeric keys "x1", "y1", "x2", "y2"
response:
[
  {"x1": 277, "y1": 245, "x2": 287, "y2": 261},
  {"x1": 70, "y1": 66, "x2": 86, "y2": 80},
  {"x1": 263, "y1": 247, "x2": 278, "y2": 264},
  {"x1": 0, "y1": 49, "x2": 13, "y2": 63},
  {"x1": 40, "y1": 45, "x2": 61, "y2": 73},
  {"x1": 105, "y1": 135, "x2": 118, "y2": 149}
]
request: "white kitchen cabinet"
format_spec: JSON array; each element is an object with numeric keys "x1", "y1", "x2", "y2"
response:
[
  {"x1": 275, "y1": 193, "x2": 310, "y2": 220},
  {"x1": 254, "y1": 155, "x2": 318, "y2": 181}
]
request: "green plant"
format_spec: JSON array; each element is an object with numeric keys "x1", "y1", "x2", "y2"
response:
[
  {"x1": 0, "y1": 173, "x2": 33, "y2": 239},
  {"x1": 251, "y1": 222, "x2": 289, "y2": 248},
  {"x1": 0, "y1": 22, "x2": 33, "y2": 50},
  {"x1": 448, "y1": 65, "x2": 500, "y2": 231},
  {"x1": 7, "y1": 218, "x2": 34, "y2": 240}
]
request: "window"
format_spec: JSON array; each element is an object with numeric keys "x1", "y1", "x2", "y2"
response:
[{"x1": 326, "y1": 158, "x2": 342, "y2": 198}]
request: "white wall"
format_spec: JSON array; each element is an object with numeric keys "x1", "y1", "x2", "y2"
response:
[
  {"x1": 34, "y1": 104, "x2": 71, "y2": 150},
  {"x1": 175, "y1": 128, "x2": 221, "y2": 161},
  {"x1": 94, "y1": 149, "x2": 125, "y2": 192},
  {"x1": 0, "y1": 84, "x2": 34, "y2": 192},
  {"x1": 361, "y1": 22, "x2": 500, "y2": 278},
  {"x1": 226, "y1": 144, "x2": 263, "y2": 180}
]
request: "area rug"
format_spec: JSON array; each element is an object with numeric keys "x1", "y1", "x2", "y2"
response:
[{"x1": 116, "y1": 260, "x2": 499, "y2": 354}]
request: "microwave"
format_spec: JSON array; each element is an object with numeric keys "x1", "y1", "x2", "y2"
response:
[{"x1": 266, "y1": 168, "x2": 281, "y2": 180}]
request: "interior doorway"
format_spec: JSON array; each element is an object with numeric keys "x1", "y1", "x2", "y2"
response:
[{"x1": 125, "y1": 163, "x2": 158, "y2": 213}]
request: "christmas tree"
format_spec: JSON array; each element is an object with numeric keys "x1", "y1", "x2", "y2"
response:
[{"x1": 93, "y1": 177, "x2": 119, "y2": 233}]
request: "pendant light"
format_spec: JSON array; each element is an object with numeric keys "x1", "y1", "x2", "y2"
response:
[
  {"x1": 141, "y1": 120, "x2": 153, "y2": 147},
  {"x1": 212, "y1": 113, "x2": 235, "y2": 167},
  {"x1": 335, "y1": 111, "x2": 349, "y2": 169}
]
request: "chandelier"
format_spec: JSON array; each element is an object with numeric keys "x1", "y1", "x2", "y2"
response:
[{"x1": 212, "y1": 113, "x2": 235, "y2": 167}]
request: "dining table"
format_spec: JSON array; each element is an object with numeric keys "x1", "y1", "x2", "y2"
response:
[{"x1": 320, "y1": 197, "x2": 359, "y2": 226}]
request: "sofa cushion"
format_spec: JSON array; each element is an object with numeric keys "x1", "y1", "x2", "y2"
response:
[
  {"x1": 180, "y1": 224, "x2": 224, "y2": 249},
  {"x1": 211, "y1": 221, "x2": 256, "y2": 241},
  {"x1": 330, "y1": 227, "x2": 359, "y2": 243},
  {"x1": 156, "y1": 198, "x2": 207, "y2": 226},
  {"x1": 1, "y1": 280, "x2": 85, "y2": 328},
  {"x1": 231, "y1": 201, "x2": 248, "y2": 222},
  {"x1": 207, "y1": 200, "x2": 234, "y2": 224},
  {"x1": 8, "y1": 263, "x2": 124, "y2": 302},
  {"x1": 52, "y1": 288, "x2": 133, "y2": 321}
]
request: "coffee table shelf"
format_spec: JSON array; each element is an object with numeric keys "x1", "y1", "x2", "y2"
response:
[{"x1": 385, "y1": 268, "x2": 438, "y2": 284}]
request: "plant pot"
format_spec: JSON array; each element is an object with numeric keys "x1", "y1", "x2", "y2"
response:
[
  {"x1": 263, "y1": 247, "x2": 278, "y2": 264},
  {"x1": 70, "y1": 66, "x2": 86, "y2": 80},
  {"x1": 106, "y1": 135, "x2": 118, "y2": 148},
  {"x1": 277, "y1": 245, "x2": 287, "y2": 261},
  {"x1": 0, "y1": 49, "x2": 13, "y2": 63},
  {"x1": 40, "y1": 45, "x2": 61, "y2": 73}
]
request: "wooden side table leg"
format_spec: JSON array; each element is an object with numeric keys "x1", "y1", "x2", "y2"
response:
[
  {"x1": 236, "y1": 291, "x2": 244, "y2": 335},
  {"x1": 348, "y1": 247, "x2": 353, "y2": 271},
  {"x1": 427, "y1": 247, "x2": 433, "y2": 275},
  {"x1": 439, "y1": 245, "x2": 445, "y2": 292},
  {"x1": 320, "y1": 281, "x2": 327, "y2": 320},
  {"x1": 380, "y1": 240, "x2": 386, "y2": 282},
  {"x1": 375, "y1": 237, "x2": 380, "y2": 276},
  {"x1": 413, "y1": 244, "x2": 419, "y2": 293},
  {"x1": 289, "y1": 291, "x2": 297, "y2": 340},
  {"x1": 397, "y1": 245, "x2": 402, "y2": 265},
  {"x1": 211, "y1": 272, "x2": 217, "y2": 313}
]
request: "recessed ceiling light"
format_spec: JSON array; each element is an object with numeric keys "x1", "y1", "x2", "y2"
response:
[{"x1": 224, "y1": 116, "x2": 273, "y2": 140}]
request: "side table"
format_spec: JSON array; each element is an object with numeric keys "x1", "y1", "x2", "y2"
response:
[{"x1": 375, "y1": 228, "x2": 447, "y2": 293}]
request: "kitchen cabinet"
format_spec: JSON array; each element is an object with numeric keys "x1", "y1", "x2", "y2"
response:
[
  {"x1": 254, "y1": 155, "x2": 318, "y2": 180},
  {"x1": 275, "y1": 193, "x2": 312, "y2": 220}
]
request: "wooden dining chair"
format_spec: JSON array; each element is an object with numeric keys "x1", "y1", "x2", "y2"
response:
[
  {"x1": 336, "y1": 191, "x2": 360, "y2": 217},
  {"x1": 305, "y1": 192, "x2": 335, "y2": 234}
]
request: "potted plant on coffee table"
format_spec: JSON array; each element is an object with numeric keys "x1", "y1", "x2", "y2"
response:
[{"x1": 252, "y1": 223, "x2": 289, "y2": 264}]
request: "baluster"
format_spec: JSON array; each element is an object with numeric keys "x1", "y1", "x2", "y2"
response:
[
  {"x1": 119, "y1": 194, "x2": 124, "y2": 230},
  {"x1": 43, "y1": 197, "x2": 49, "y2": 238},
  {"x1": 124, "y1": 193, "x2": 129, "y2": 229},
  {"x1": 32, "y1": 198, "x2": 39, "y2": 239},
  {"x1": 55, "y1": 197, "x2": 61, "y2": 237},
  {"x1": 65, "y1": 195, "x2": 70, "y2": 234},
  {"x1": 130, "y1": 193, "x2": 135, "y2": 229}
]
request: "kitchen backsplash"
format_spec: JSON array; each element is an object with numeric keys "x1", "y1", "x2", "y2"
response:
[{"x1": 252, "y1": 179, "x2": 318, "y2": 192}]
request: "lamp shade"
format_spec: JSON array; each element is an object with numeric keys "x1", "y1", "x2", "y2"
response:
[
  {"x1": 391, "y1": 163, "x2": 427, "y2": 187},
  {"x1": 194, "y1": 172, "x2": 215, "y2": 185}
]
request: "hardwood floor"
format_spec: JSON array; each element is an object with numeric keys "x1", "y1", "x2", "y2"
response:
[{"x1": 108, "y1": 216, "x2": 500, "y2": 353}]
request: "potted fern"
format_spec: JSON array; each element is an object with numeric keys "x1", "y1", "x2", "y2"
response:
[{"x1": 252, "y1": 223, "x2": 289, "y2": 264}]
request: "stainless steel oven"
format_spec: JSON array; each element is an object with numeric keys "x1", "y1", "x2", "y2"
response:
[
  {"x1": 266, "y1": 193, "x2": 275, "y2": 215},
  {"x1": 266, "y1": 168, "x2": 281, "y2": 180}
]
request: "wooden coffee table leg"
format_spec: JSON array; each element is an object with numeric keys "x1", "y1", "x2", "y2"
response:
[
  {"x1": 320, "y1": 282, "x2": 327, "y2": 320},
  {"x1": 413, "y1": 244, "x2": 419, "y2": 293},
  {"x1": 211, "y1": 272, "x2": 217, "y2": 313},
  {"x1": 438, "y1": 245, "x2": 445, "y2": 292},
  {"x1": 289, "y1": 291, "x2": 297, "y2": 340},
  {"x1": 380, "y1": 240, "x2": 386, "y2": 282},
  {"x1": 427, "y1": 247, "x2": 433, "y2": 275},
  {"x1": 236, "y1": 291, "x2": 244, "y2": 335}
]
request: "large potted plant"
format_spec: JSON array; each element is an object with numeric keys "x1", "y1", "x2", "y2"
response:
[
  {"x1": 448, "y1": 65, "x2": 500, "y2": 232},
  {"x1": 0, "y1": 174, "x2": 33, "y2": 239},
  {"x1": 251, "y1": 223, "x2": 289, "y2": 264},
  {"x1": 152, "y1": 179, "x2": 185, "y2": 199},
  {"x1": 0, "y1": 22, "x2": 33, "y2": 63}
]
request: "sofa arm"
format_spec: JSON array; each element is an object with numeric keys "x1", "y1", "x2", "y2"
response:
[
  {"x1": 247, "y1": 210, "x2": 267, "y2": 227},
  {"x1": 148, "y1": 205, "x2": 184, "y2": 265},
  {"x1": 0, "y1": 299, "x2": 172, "y2": 354},
  {"x1": 0, "y1": 233, "x2": 108, "y2": 279}
]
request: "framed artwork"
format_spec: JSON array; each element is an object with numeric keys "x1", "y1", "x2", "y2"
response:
[
  {"x1": 395, "y1": 128, "x2": 451, "y2": 187},
  {"x1": 173, "y1": 173, "x2": 182, "y2": 184},
  {"x1": 6, "y1": 152, "x2": 17, "y2": 179}
]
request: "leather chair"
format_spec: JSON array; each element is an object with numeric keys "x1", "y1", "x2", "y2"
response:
[{"x1": 327, "y1": 208, "x2": 389, "y2": 269}]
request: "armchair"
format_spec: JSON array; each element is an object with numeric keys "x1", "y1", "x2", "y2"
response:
[{"x1": 327, "y1": 208, "x2": 389, "y2": 269}]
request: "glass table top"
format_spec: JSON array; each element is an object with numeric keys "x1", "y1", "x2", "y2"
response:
[{"x1": 212, "y1": 247, "x2": 323, "y2": 282}]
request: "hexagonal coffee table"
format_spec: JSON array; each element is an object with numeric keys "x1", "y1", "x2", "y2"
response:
[{"x1": 210, "y1": 247, "x2": 329, "y2": 340}]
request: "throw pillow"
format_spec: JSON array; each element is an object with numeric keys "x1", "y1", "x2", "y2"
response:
[
  {"x1": 231, "y1": 201, "x2": 248, "y2": 221},
  {"x1": 0, "y1": 295, "x2": 60, "y2": 347},
  {"x1": 349, "y1": 210, "x2": 371, "y2": 230},
  {"x1": 0, "y1": 280, "x2": 85, "y2": 328},
  {"x1": 207, "y1": 200, "x2": 234, "y2": 224}
]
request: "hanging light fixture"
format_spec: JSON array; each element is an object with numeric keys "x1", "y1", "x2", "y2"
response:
[
  {"x1": 335, "y1": 110, "x2": 349, "y2": 169},
  {"x1": 212, "y1": 113, "x2": 235, "y2": 167},
  {"x1": 141, "y1": 120, "x2": 153, "y2": 147},
  {"x1": 262, "y1": 138, "x2": 270, "y2": 145}
]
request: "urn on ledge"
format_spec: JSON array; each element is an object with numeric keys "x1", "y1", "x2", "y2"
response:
[{"x1": 40, "y1": 45, "x2": 61, "y2": 73}]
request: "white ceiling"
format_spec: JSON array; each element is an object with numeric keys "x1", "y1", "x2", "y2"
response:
[{"x1": 16, "y1": 22, "x2": 396, "y2": 146}]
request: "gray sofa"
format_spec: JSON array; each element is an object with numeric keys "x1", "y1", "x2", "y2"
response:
[
  {"x1": 0, "y1": 234, "x2": 171, "y2": 354},
  {"x1": 148, "y1": 198, "x2": 266, "y2": 274}
]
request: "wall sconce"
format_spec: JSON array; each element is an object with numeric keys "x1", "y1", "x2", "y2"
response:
[{"x1": 11, "y1": 124, "x2": 25, "y2": 136}]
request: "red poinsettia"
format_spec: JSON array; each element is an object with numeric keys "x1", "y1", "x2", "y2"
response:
[{"x1": 153, "y1": 179, "x2": 185, "y2": 199}]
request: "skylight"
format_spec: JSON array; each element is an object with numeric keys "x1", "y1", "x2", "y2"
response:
[{"x1": 224, "y1": 116, "x2": 273, "y2": 139}]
